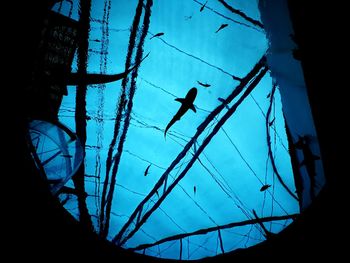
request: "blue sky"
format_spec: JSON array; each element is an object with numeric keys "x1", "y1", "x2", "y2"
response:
[{"x1": 52, "y1": 0, "x2": 300, "y2": 260}]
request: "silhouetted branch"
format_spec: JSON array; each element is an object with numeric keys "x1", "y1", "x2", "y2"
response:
[
  {"x1": 92, "y1": 0, "x2": 111, "y2": 228},
  {"x1": 73, "y1": 0, "x2": 93, "y2": 232},
  {"x1": 217, "y1": 0, "x2": 264, "y2": 29},
  {"x1": 91, "y1": 27, "x2": 129, "y2": 33},
  {"x1": 252, "y1": 209, "x2": 274, "y2": 239},
  {"x1": 179, "y1": 238, "x2": 183, "y2": 260},
  {"x1": 105, "y1": 0, "x2": 153, "y2": 236},
  {"x1": 285, "y1": 121, "x2": 304, "y2": 209},
  {"x1": 218, "y1": 229, "x2": 225, "y2": 254},
  {"x1": 66, "y1": 61, "x2": 144, "y2": 85},
  {"x1": 101, "y1": 0, "x2": 153, "y2": 238},
  {"x1": 266, "y1": 84, "x2": 299, "y2": 201},
  {"x1": 151, "y1": 33, "x2": 242, "y2": 81},
  {"x1": 130, "y1": 213, "x2": 297, "y2": 251},
  {"x1": 113, "y1": 56, "x2": 267, "y2": 246},
  {"x1": 100, "y1": 0, "x2": 144, "y2": 237},
  {"x1": 192, "y1": 0, "x2": 263, "y2": 33}
]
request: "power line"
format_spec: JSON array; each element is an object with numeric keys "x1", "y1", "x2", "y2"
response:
[
  {"x1": 266, "y1": 84, "x2": 299, "y2": 201},
  {"x1": 217, "y1": 0, "x2": 264, "y2": 29},
  {"x1": 149, "y1": 31, "x2": 242, "y2": 81},
  {"x1": 191, "y1": 0, "x2": 264, "y2": 33},
  {"x1": 130, "y1": 213, "x2": 297, "y2": 251}
]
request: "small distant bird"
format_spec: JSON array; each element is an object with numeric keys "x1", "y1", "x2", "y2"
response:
[
  {"x1": 185, "y1": 14, "x2": 193, "y2": 20},
  {"x1": 266, "y1": 93, "x2": 271, "y2": 99},
  {"x1": 200, "y1": 1, "x2": 208, "y2": 12},
  {"x1": 197, "y1": 81, "x2": 211, "y2": 88},
  {"x1": 215, "y1": 24, "x2": 228, "y2": 33},
  {"x1": 150, "y1": 32, "x2": 164, "y2": 40},
  {"x1": 269, "y1": 117, "x2": 275, "y2": 126},
  {"x1": 194, "y1": 186, "x2": 197, "y2": 195},
  {"x1": 218, "y1": 97, "x2": 230, "y2": 110},
  {"x1": 144, "y1": 164, "x2": 151, "y2": 176},
  {"x1": 260, "y1": 184, "x2": 271, "y2": 192}
]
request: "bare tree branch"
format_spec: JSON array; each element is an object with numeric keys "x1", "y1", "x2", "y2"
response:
[
  {"x1": 100, "y1": 0, "x2": 144, "y2": 237},
  {"x1": 102, "y1": 0, "x2": 154, "y2": 238},
  {"x1": 73, "y1": 0, "x2": 93, "y2": 232},
  {"x1": 192, "y1": 0, "x2": 263, "y2": 33},
  {"x1": 266, "y1": 84, "x2": 299, "y2": 200},
  {"x1": 130, "y1": 213, "x2": 298, "y2": 251},
  {"x1": 217, "y1": 0, "x2": 264, "y2": 29}
]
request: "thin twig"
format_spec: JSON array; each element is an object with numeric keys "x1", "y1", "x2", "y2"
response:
[{"x1": 266, "y1": 84, "x2": 299, "y2": 200}]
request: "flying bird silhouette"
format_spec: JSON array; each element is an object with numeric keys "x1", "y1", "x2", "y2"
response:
[
  {"x1": 194, "y1": 186, "x2": 197, "y2": 195},
  {"x1": 197, "y1": 81, "x2": 211, "y2": 88},
  {"x1": 260, "y1": 184, "x2": 271, "y2": 192},
  {"x1": 200, "y1": 1, "x2": 208, "y2": 12},
  {"x1": 215, "y1": 23, "x2": 228, "y2": 33},
  {"x1": 144, "y1": 164, "x2": 151, "y2": 176},
  {"x1": 164, "y1": 87, "x2": 198, "y2": 138},
  {"x1": 185, "y1": 13, "x2": 193, "y2": 20},
  {"x1": 150, "y1": 32, "x2": 164, "y2": 40}
]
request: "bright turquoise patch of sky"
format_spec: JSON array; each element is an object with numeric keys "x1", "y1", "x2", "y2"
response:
[{"x1": 54, "y1": 0, "x2": 299, "y2": 260}]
